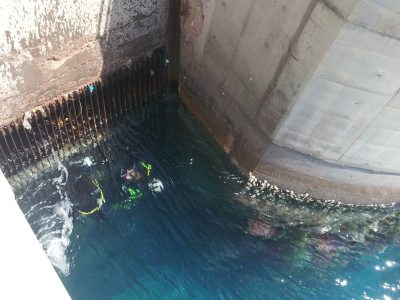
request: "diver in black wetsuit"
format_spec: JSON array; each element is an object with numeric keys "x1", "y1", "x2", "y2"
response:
[{"x1": 67, "y1": 173, "x2": 105, "y2": 215}]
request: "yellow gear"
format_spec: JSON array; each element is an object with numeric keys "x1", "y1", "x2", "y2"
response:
[{"x1": 78, "y1": 179, "x2": 105, "y2": 215}]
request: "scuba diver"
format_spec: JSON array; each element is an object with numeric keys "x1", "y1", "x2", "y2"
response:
[
  {"x1": 119, "y1": 161, "x2": 153, "y2": 209},
  {"x1": 65, "y1": 160, "x2": 156, "y2": 214},
  {"x1": 66, "y1": 173, "x2": 105, "y2": 216}
]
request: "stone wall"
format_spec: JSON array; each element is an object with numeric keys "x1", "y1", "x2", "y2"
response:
[
  {"x1": 0, "y1": 0, "x2": 168, "y2": 125},
  {"x1": 180, "y1": 0, "x2": 400, "y2": 204}
]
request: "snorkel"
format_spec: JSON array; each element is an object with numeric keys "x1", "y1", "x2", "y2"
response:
[{"x1": 140, "y1": 162, "x2": 152, "y2": 176}]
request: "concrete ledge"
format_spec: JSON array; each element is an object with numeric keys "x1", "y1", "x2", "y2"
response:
[
  {"x1": 0, "y1": 171, "x2": 70, "y2": 300},
  {"x1": 254, "y1": 142, "x2": 400, "y2": 205}
]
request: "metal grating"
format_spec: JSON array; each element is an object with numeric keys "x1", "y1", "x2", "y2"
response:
[{"x1": 0, "y1": 46, "x2": 167, "y2": 177}]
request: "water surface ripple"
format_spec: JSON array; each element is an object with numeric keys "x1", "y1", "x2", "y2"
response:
[{"x1": 12, "y1": 97, "x2": 400, "y2": 300}]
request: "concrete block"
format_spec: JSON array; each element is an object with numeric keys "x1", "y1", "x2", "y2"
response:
[
  {"x1": 340, "y1": 107, "x2": 400, "y2": 172},
  {"x1": 366, "y1": 0, "x2": 400, "y2": 13},
  {"x1": 336, "y1": 23, "x2": 400, "y2": 60},
  {"x1": 275, "y1": 76, "x2": 390, "y2": 160},
  {"x1": 349, "y1": 0, "x2": 400, "y2": 39},
  {"x1": 315, "y1": 41, "x2": 400, "y2": 97},
  {"x1": 222, "y1": 71, "x2": 258, "y2": 117},
  {"x1": 229, "y1": 0, "x2": 310, "y2": 100},
  {"x1": 257, "y1": 0, "x2": 354, "y2": 138},
  {"x1": 199, "y1": 0, "x2": 256, "y2": 85}
]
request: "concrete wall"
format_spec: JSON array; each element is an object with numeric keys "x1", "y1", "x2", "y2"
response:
[
  {"x1": 0, "y1": 170, "x2": 71, "y2": 299},
  {"x1": 0, "y1": 0, "x2": 168, "y2": 126},
  {"x1": 180, "y1": 0, "x2": 400, "y2": 204},
  {"x1": 275, "y1": 0, "x2": 400, "y2": 173}
]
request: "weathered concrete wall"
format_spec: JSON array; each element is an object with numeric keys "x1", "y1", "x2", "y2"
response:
[
  {"x1": 180, "y1": 0, "x2": 400, "y2": 204},
  {"x1": 0, "y1": 0, "x2": 167, "y2": 125},
  {"x1": 275, "y1": 0, "x2": 400, "y2": 173},
  {"x1": 0, "y1": 170, "x2": 71, "y2": 299}
]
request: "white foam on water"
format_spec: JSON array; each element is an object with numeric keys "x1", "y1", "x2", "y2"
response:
[
  {"x1": 52, "y1": 155, "x2": 68, "y2": 186},
  {"x1": 41, "y1": 198, "x2": 73, "y2": 276},
  {"x1": 34, "y1": 157, "x2": 74, "y2": 276}
]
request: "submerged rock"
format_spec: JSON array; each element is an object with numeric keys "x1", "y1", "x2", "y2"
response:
[
  {"x1": 313, "y1": 233, "x2": 348, "y2": 258},
  {"x1": 247, "y1": 219, "x2": 277, "y2": 239}
]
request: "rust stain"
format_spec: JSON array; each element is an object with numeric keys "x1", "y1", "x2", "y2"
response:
[{"x1": 182, "y1": 0, "x2": 204, "y2": 41}]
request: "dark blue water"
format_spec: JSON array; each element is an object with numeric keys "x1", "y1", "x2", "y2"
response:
[{"x1": 12, "y1": 96, "x2": 400, "y2": 299}]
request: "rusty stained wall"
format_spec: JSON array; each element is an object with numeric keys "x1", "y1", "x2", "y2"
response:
[{"x1": 0, "y1": 0, "x2": 168, "y2": 125}]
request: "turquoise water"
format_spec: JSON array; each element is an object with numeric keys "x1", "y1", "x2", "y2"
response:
[{"x1": 13, "y1": 96, "x2": 400, "y2": 299}]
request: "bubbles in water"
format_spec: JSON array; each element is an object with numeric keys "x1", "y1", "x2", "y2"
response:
[
  {"x1": 83, "y1": 157, "x2": 95, "y2": 167},
  {"x1": 42, "y1": 198, "x2": 73, "y2": 275},
  {"x1": 25, "y1": 157, "x2": 74, "y2": 276},
  {"x1": 335, "y1": 278, "x2": 348, "y2": 287},
  {"x1": 52, "y1": 155, "x2": 68, "y2": 186}
]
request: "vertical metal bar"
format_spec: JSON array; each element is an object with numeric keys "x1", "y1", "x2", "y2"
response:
[
  {"x1": 150, "y1": 53, "x2": 155, "y2": 99},
  {"x1": 115, "y1": 76, "x2": 122, "y2": 118},
  {"x1": 20, "y1": 119, "x2": 37, "y2": 162},
  {"x1": 7, "y1": 125, "x2": 24, "y2": 169},
  {"x1": 29, "y1": 119, "x2": 43, "y2": 161},
  {"x1": 156, "y1": 49, "x2": 162, "y2": 97},
  {"x1": 122, "y1": 71, "x2": 128, "y2": 113},
  {"x1": 93, "y1": 82, "x2": 104, "y2": 128},
  {"x1": 111, "y1": 79, "x2": 118, "y2": 119},
  {"x1": 88, "y1": 86, "x2": 98, "y2": 137},
  {"x1": 58, "y1": 100, "x2": 70, "y2": 144},
  {"x1": 51, "y1": 103, "x2": 64, "y2": 148},
  {"x1": 148, "y1": 55, "x2": 153, "y2": 100},
  {"x1": 64, "y1": 98, "x2": 76, "y2": 144},
  {"x1": 126, "y1": 70, "x2": 133, "y2": 112},
  {"x1": 138, "y1": 61, "x2": 143, "y2": 108},
  {"x1": 14, "y1": 121, "x2": 30, "y2": 166},
  {"x1": 132, "y1": 64, "x2": 138, "y2": 109},
  {"x1": 99, "y1": 82, "x2": 108, "y2": 126},
  {"x1": 82, "y1": 89, "x2": 93, "y2": 135},
  {"x1": 70, "y1": 95, "x2": 81, "y2": 143},
  {"x1": 73, "y1": 93, "x2": 86, "y2": 140},
  {"x1": 33, "y1": 111, "x2": 49, "y2": 159},
  {"x1": 38, "y1": 110, "x2": 53, "y2": 154},
  {"x1": 157, "y1": 48, "x2": 162, "y2": 98},
  {"x1": 130, "y1": 68, "x2": 136, "y2": 111},
  {"x1": 161, "y1": 47, "x2": 165, "y2": 97},
  {"x1": 2, "y1": 128, "x2": 17, "y2": 172},
  {"x1": 106, "y1": 82, "x2": 114, "y2": 122},
  {"x1": 142, "y1": 57, "x2": 147, "y2": 103},
  {"x1": 45, "y1": 106, "x2": 60, "y2": 153},
  {"x1": 0, "y1": 135, "x2": 11, "y2": 173}
]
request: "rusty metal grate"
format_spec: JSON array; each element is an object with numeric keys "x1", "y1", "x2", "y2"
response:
[{"x1": 0, "y1": 46, "x2": 167, "y2": 177}]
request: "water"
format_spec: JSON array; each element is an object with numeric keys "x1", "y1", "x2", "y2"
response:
[{"x1": 11, "y1": 95, "x2": 400, "y2": 300}]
